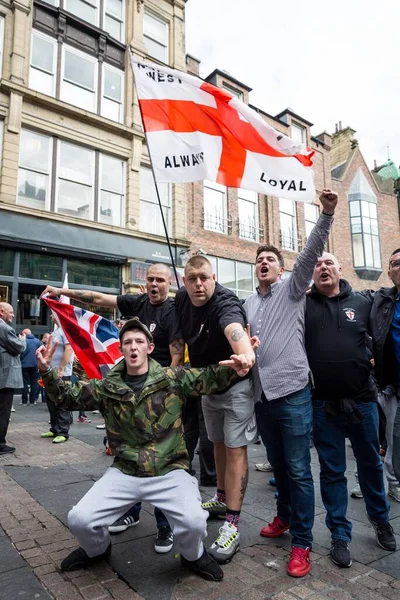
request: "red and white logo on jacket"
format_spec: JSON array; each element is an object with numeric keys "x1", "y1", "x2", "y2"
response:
[{"x1": 344, "y1": 308, "x2": 356, "y2": 322}]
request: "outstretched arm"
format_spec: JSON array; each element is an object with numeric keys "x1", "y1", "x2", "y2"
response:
[
  {"x1": 41, "y1": 286, "x2": 118, "y2": 308},
  {"x1": 290, "y1": 189, "x2": 338, "y2": 299}
]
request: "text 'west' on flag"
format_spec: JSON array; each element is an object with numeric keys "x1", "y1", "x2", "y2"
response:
[
  {"x1": 131, "y1": 57, "x2": 315, "y2": 202},
  {"x1": 44, "y1": 298, "x2": 122, "y2": 380}
]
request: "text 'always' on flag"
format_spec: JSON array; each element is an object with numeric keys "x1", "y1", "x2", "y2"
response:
[
  {"x1": 44, "y1": 298, "x2": 122, "y2": 380},
  {"x1": 131, "y1": 57, "x2": 315, "y2": 202}
]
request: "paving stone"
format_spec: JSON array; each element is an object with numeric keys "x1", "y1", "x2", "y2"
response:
[
  {"x1": 0, "y1": 536, "x2": 26, "y2": 573},
  {"x1": 0, "y1": 566, "x2": 52, "y2": 599}
]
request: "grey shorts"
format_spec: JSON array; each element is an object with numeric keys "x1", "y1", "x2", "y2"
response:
[{"x1": 202, "y1": 378, "x2": 257, "y2": 448}]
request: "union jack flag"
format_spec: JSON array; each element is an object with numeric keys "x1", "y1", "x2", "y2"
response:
[{"x1": 44, "y1": 298, "x2": 122, "y2": 379}]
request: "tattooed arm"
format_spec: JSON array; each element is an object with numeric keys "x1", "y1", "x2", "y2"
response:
[
  {"x1": 169, "y1": 338, "x2": 184, "y2": 367},
  {"x1": 222, "y1": 322, "x2": 255, "y2": 373},
  {"x1": 40, "y1": 286, "x2": 118, "y2": 308}
]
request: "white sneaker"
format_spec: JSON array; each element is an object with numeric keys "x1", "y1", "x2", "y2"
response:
[
  {"x1": 92, "y1": 410, "x2": 100, "y2": 414},
  {"x1": 350, "y1": 484, "x2": 363, "y2": 498},
  {"x1": 255, "y1": 461, "x2": 273, "y2": 472},
  {"x1": 388, "y1": 484, "x2": 400, "y2": 503},
  {"x1": 96, "y1": 423, "x2": 106, "y2": 429},
  {"x1": 11, "y1": 407, "x2": 15, "y2": 413},
  {"x1": 209, "y1": 521, "x2": 240, "y2": 564}
]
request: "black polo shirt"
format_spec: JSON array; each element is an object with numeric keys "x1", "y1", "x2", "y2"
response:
[
  {"x1": 117, "y1": 294, "x2": 181, "y2": 367},
  {"x1": 175, "y1": 282, "x2": 247, "y2": 367}
]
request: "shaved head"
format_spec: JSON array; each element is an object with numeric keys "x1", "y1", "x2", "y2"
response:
[
  {"x1": 146, "y1": 263, "x2": 172, "y2": 304},
  {"x1": 318, "y1": 252, "x2": 340, "y2": 269},
  {"x1": 313, "y1": 252, "x2": 342, "y2": 297},
  {"x1": 0, "y1": 302, "x2": 15, "y2": 325}
]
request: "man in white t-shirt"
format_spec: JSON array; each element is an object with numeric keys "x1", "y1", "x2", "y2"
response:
[{"x1": 40, "y1": 319, "x2": 74, "y2": 444}]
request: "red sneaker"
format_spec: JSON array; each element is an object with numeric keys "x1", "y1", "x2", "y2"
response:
[
  {"x1": 260, "y1": 516, "x2": 290, "y2": 538},
  {"x1": 287, "y1": 546, "x2": 311, "y2": 577}
]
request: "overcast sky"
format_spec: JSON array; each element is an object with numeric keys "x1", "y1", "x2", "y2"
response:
[{"x1": 185, "y1": 0, "x2": 399, "y2": 170}]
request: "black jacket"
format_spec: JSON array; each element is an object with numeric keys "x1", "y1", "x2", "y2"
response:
[
  {"x1": 305, "y1": 279, "x2": 376, "y2": 401},
  {"x1": 362, "y1": 286, "x2": 399, "y2": 393}
]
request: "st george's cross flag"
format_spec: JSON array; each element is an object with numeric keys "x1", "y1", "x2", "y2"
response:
[
  {"x1": 131, "y1": 58, "x2": 315, "y2": 202},
  {"x1": 44, "y1": 298, "x2": 122, "y2": 379}
]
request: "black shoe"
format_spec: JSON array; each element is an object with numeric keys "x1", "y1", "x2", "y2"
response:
[
  {"x1": 154, "y1": 526, "x2": 174, "y2": 553},
  {"x1": 369, "y1": 519, "x2": 397, "y2": 551},
  {"x1": 181, "y1": 548, "x2": 223, "y2": 581},
  {"x1": 330, "y1": 538, "x2": 352, "y2": 567},
  {"x1": 0, "y1": 445, "x2": 15, "y2": 455},
  {"x1": 60, "y1": 543, "x2": 111, "y2": 571}
]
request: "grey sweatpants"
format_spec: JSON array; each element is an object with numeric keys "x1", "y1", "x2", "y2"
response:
[{"x1": 67, "y1": 467, "x2": 207, "y2": 561}]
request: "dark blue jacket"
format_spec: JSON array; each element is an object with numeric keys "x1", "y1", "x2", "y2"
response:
[{"x1": 21, "y1": 334, "x2": 41, "y2": 368}]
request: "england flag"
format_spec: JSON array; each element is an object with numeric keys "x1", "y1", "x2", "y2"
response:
[{"x1": 131, "y1": 57, "x2": 315, "y2": 202}]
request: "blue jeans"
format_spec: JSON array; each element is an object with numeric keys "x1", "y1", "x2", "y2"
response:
[
  {"x1": 255, "y1": 385, "x2": 314, "y2": 548},
  {"x1": 125, "y1": 503, "x2": 169, "y2": 528},
  {"x1": 313, "y1": 399, "x2": 389, "y2": 542}
]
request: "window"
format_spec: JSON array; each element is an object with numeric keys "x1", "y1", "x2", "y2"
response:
[
  {"x1": 348, "y1": 168, "x2": 382, "y2": 272},
  {"x1": 61, "y1": 46, "x2": 97, "y2": 112},
  {"x1": 20, "y1": 252, "x2": 63, "y2": 281},
  {"x1": 18, "y1": 130, "x2": 52, "y2": 211},
  {"x1": 56, "y1": 141, "x2": 95, "y2": 220},
  {"x1": 0, "y1": 249, "x2": 15, "y2": 276},
  {"x1": 18, "y1": 128, "x2": 126, "y2": 226},
  {"x1": 238, "y1": 188, "x2": 258, "y2": 241},
  {"x1": 279, "y1": 198, "x2": 297, "y2": 251},
  {"x1": 99, "y1": 154, "x2": 125, "y2": 226},
  {"x1": 29, "y1": 29, "x2": 124, "y2": 123},
  {"x1": 30, "y1": 32, "x2": 57, "y2": 97},
  {"x1": 291, "y1": 123, "x2": 306, "y2": 144},
  {"x1": 101, "y1": 64, "x2": 124, "y2": 122},
  {"x1": 68, "y1": 258, "x2": 120, "y2": 287},
  {"x1": 65, "y1": 0, "x2": 99, "y2": 26},
  {"x1": 204, "y1": 180, "x2": 228, "y2": 234},
  {"x1": 222, "y1": 83, "x2": 243, "y2": 101},
  {"x1": 104, "y1": 0, "x2": 124, "y2": 42},
  {"x1": 209, "y1": 256, "x2": 255, "y2": 299},
  {"x1": 143, "y1": 11, "x2": 169, "y2": 63},
  {"x1": 304, "y1": 203, "x2": 319, "y2": 239},
  {"x1": 139, "y1": 167, "x2": 171, "y2": 236},
  {"x1": 0, "y1": 16, "x2": 5, "y2": 79}
]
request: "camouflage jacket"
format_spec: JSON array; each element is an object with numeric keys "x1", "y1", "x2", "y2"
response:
[{"x1": 42, "y1": 357, "x2": 239, "y2": 477}]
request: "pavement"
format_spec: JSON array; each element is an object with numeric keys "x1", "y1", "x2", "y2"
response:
[{"x1": 1, "y1": 400, "x2": 400, "y2": 600}]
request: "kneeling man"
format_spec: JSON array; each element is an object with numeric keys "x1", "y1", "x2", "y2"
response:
[{"x1": 37, "y1": 318, "x2": 249, "y2": 581}]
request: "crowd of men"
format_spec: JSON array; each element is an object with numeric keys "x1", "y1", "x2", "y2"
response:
[{"x1": 1, "y1": 188, "x2": 399, "y2": 583}]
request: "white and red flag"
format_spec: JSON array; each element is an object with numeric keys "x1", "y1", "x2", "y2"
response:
[
  {"x1": 131, "y1": 58, "x2": 315, "y2": 202},
  {"x1": 44, "y1": 298, "x2": 122, "y2": 379}
]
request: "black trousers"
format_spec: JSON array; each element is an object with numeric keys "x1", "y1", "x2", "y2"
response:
[
  {"x1": 182, "y1": 397, "x2": 216, "y2": 483},
  {"x1": 22, "y1": 367, "x2": 39, "y2": 404},
  {"x1": 47, "y1": 376, "x2": 72, "y2": 437},
  {"x1": 0, "y1": 388, "x2": 14, "y2": 447}
]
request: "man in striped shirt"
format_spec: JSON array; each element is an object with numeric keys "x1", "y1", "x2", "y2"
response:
[{"x1": 244, "y1": 189, "x2": 338, "y2": 578}]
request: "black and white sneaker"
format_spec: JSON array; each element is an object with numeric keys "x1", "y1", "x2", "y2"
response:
[
  {"x1": 154, "y1": 526, "x2": 174, "y2": 553},
  {"x1": 369, "y1": 518, "x2": 397, "y2": 551},
  {"x1": 330, "y1": 538, "x2": 352, "y2": 567},
  {"x1": 108, "y1": 513, "x2": 139, "y2": 534}
]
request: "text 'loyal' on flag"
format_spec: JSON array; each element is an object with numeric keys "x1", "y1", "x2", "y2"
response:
[
  {"x1": 44, "y1": 298, "x2": 122, "y2": 380},
  {"x1": 131, "y1": 57, "x2": 315, "y2": 202}
]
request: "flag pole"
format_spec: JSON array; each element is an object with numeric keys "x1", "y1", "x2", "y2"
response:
[{"x1": 133, "y1": 75, "x2": 181, "y2": 289}]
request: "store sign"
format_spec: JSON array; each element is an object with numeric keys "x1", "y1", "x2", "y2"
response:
[{"x1": 130, "y1": 260, "x2": 184, "y2": 289}]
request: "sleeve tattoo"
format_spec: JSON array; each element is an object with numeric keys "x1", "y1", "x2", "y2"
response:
[{"x1": 74, "y1": 291, "x2": 95, "y2": 304}]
